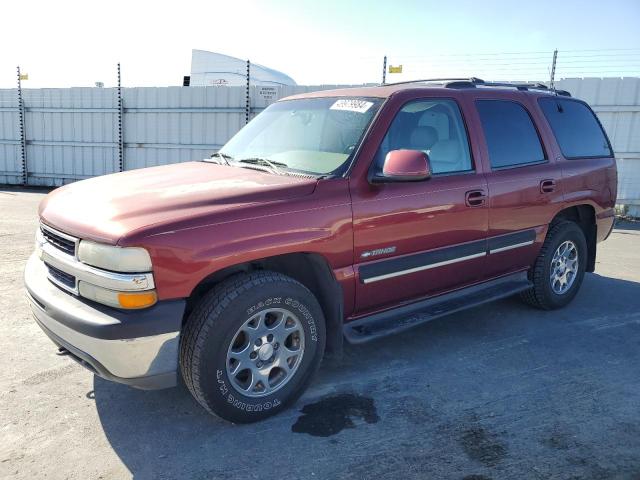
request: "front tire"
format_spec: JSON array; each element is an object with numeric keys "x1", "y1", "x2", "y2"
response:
[
  {"x1": 180, "y1": 271, "x2": 326, "y2": 423},
  {"x1": 520, "y1": 221, "x2": 588, "y2": 310}
]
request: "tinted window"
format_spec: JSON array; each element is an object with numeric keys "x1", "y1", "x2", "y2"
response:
[
  {"x1": 476, "y1": 100, "x2": 545, "y2": 168},
  {"x1": 538, "y1": 98, "x2": 612, "y2": 158},
  {"x1": 374, "y1": 99, "x2": 473, "y2": 174}
]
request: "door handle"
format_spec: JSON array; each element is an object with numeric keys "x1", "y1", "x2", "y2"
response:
[
  {"x1": 465, "y1": 189, "x2": 487, "y2": 207},
  {"x1": 540, "y1": 179, "x2": 556, "y2": 193}
]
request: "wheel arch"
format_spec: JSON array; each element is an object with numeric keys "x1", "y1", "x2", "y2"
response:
[
  {"x1": 550, "y1": 204, "x2": 597, "y2": 272},
  {"x1": 184, "y1": 252, "x2": 344, "y2": 358}
]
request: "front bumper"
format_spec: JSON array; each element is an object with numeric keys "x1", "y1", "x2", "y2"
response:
[{"x1": 24, "y1": 254, "x2": 186, "y2": 389}]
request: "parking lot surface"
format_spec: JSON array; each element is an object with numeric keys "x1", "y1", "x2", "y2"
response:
[{"x1": 1, "y1": 188, "x2": 639, "y2": 480}]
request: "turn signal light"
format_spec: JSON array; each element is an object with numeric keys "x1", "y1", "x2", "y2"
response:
[{"x1": 117, "y1": 291, "x2": 158, "y2": 309}]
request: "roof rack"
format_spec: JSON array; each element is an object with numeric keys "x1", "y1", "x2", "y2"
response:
[
  {"x1": 446, "y1": 78, "x2": 571, "y2": 96},
  {"x1": 384, "y1": 77, "x2": 571, "y2": 97},
  {"x1": 383, "y1": 77, "x2": 484, "y2": 87}
]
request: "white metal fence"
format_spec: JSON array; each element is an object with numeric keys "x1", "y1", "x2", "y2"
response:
[
  {"x1": 0, "y1": 85, "x2": 343, "y2": 186},
  {"x1": 1, "y1": 79, "x2": 639, "y2": 211}
]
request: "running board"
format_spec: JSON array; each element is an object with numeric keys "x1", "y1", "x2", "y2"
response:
[{"x1": 343, "y1": 272, "x2": 532, "y2": 344}]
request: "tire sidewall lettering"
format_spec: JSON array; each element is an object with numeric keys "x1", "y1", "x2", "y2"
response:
[
  {"x1": 216, "y1": 369, "x2": 281, "y2": 412},
  {"x1": 246, "y1": 297, "x2": 282, "y2": 316},
  {"x1": 285, "y1": 297, "x2": 318, "y2": 342},
  {"x1": 189, "y1": 275, "x2": 326, "y2": 421},
  {"x1": 214, "y1": 294, "x2": 318, "y2": 412},
  {"x1": 245, "y1": 296, "x2": 318, "y2": 343}
]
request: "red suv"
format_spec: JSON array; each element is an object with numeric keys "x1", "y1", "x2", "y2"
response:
[{"x1": 25, "y1": 78, "x2": 617, "y2": 423}]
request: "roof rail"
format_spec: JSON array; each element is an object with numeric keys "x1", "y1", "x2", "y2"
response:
[
  {"x1": 383, "y1": 77, "x2": 571, "y2": 96},
  {"x1": 445, "y1": 78, "x2": 571, "y2": 96},
  {"x1": 382, "y1": 77, "x2": 485, "y2": 86}
]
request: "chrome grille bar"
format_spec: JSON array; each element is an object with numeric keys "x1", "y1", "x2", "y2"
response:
[{"x1": 40, "y1": 223, "x2": 78, "y2": 257}]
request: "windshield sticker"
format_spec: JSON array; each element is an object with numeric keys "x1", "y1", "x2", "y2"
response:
[{"x1": 330, "y1": 99, "x2": 374, "y2": 114}]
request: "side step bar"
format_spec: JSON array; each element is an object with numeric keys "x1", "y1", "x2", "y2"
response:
[{"x1": 343, "y1": 271, "x2": 532, "y2": 344}]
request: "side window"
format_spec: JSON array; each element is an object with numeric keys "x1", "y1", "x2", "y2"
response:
[
  {"x1": 476, "y1": 100, "x2": 546, "y2": 169},
  {"x1": 538, "y1": 97, "x2": 613, "y2": 159},
  {"x1": 374, "y1": 99, "x2": 473, "y2": 175}
]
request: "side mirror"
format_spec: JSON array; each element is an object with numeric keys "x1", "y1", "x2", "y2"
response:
[{"x1": 372, "y1": 149, "x2": 431, "y2": 183}]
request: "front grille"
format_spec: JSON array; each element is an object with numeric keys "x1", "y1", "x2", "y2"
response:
[
  {"x1": 45, "y1": 262, "x2": 76, "y2": 290},
  {"x1": 41, "y1": 225, "x2": 76, "y2": 256}
]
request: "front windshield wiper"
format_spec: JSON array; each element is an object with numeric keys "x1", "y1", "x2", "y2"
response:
[
  {"x1": 209, "y1": 152, "x2": 233, "y2": 165},
  {"x1": 237, "y1": 157, "x2": 287, "y2": 175}
]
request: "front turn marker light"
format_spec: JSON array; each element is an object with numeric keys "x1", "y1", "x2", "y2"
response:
[{"x1": 117, "y1": 291, "x2": 158, "y2": 309}]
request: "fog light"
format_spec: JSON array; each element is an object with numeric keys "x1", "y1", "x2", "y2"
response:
[{"x1": 117, "y1": 291, "x2": 158, "y2": 309}]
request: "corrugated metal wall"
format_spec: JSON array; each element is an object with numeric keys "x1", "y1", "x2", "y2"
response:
[
  {"x1": 123, "y1": 87, "x2": 240, "y2": 171},
  {"x1": 0, "y1": 79, "x2": 638, "y2": 209},
  {"x1": 0, "y1": 85, "x2": 344, "y2": 186},
  {"x1": 23, "y1": 88, "x2": 119, "y2": 185}
]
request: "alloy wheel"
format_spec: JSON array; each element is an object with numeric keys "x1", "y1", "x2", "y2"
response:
[
  {"x1": 225, "y1": 308, "x2": 305, "y2": 397},
  {"x1": 549, "y1": 240, "x2": 579, "y2": 295}
]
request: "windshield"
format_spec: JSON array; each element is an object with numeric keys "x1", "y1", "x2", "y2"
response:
[{"x1": 217, "y1": 97, "x2": 383, "y2": 176}]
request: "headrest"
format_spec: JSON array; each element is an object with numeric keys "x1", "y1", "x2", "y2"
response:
[{"x1": 409, "y1": 126, "x2": 438, "y2": 150}]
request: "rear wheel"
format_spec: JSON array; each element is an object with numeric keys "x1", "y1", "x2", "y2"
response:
[
  {"x1": 180, "y1": 271, "x2": 326, "y2": 423},
  {"x1": 520, "y1": 221, "x2": 588, "y2": 310}
]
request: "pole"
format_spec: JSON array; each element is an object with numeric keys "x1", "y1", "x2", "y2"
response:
[
  {"x1": 382, "y1": 55, "x2": 387, "y2": 85},
  {"x1": 550, "y1": 49, "x2": 558, "y2": 94},
  {"x1": 117, "y1": 63, "x2": 124, "y2": 172},
  {"x1": 245, "y1": 60, "x2": 251, "y2": 124},
  {"x1": 17, "y1": 66, "x2": 27, "y2": 185}
]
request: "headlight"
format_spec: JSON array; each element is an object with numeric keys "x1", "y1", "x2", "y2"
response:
[
  {"x1": 78, "y1": 240, "x2": 152, "y2": 272},
  {"x1": 79, "y1": 282, "x2": 157, "y2": 309}
]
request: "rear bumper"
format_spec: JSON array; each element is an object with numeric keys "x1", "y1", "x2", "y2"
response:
[
  {"x1": 596, "y1": 208, "x2": 616, "y2": 242},
  {"x1": 24, "y1": 254, "x2": 185, "y2": 390}
]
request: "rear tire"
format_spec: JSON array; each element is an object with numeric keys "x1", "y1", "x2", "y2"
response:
[
  {"x1": 180, "y1": 271, "x2": 326, "y2": 423},
  {"x1": 520, "y1": 221, "x2": 587, "y2": 310}
]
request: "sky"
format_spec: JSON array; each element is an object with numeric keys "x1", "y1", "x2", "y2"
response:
[{"x1": 0, "y1": 0, "x2": 639, "y2": 89}]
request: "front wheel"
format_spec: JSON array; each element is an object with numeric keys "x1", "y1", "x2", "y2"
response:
[
  {"x1": 520, "y1": 221, "x2": 588, "y2": 310},
  {"x1": 180, "y1": 271, "x2": 326, "y2": 423}
]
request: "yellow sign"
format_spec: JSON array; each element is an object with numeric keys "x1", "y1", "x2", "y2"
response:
[
  {"x1": 19, "y1": 74, "x2": 28, "y2": 81},
  {"x1": 388, "y1": 65, "x2": 403, "y2": 74}
]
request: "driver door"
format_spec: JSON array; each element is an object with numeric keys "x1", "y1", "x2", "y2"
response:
[{"x1": 350, "y1": 96, "x2": 489, "y2": 315}]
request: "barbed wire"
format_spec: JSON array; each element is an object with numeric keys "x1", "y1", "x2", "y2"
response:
[
  {"x1": 2, "y1": 48, "x2": 640, "y2": 89},
  {"x1": 357, "y1": 47, "x2": 640, "y2": 59}
]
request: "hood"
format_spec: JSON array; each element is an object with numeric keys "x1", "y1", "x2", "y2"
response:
[{"x1": 39, "y1": 161, "x2": 318, "y2": 244}]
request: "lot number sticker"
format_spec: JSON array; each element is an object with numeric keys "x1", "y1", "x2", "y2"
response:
[{"x1": 330, "y1": 99, "x2": 374, "y2": 113}]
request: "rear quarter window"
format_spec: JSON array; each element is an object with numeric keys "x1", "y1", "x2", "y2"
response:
[{"x1": 538, "y1": 97, "x2": 613, "y2": 159}]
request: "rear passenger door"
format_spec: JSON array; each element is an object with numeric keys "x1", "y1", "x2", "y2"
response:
[
  {"x1": 537, "y1": 96, "x2": 617, "y2": 222},
  {"x1": 471, "y1": 94, "x2": 565, "y2": 279}
]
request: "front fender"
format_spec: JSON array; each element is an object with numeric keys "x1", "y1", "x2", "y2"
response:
[{"x1": 131, "y1": 180, "x2": 353, "y2": 301}]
